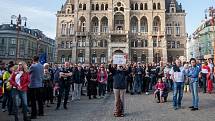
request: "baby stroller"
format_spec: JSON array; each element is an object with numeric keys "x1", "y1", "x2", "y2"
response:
[{"x1": 155, "y1": 82, "x2": 169, "y2": 103}]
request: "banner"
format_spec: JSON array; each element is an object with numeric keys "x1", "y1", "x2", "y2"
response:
[{"x1": 113, "y1": 54, "x2": 126, "y2": 65}]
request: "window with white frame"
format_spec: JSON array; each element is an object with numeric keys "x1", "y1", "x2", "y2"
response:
[
  {"x1": 9, "y1": 49, "x2": 15, "y2": 56},
  {"x1": 176, "y1": 23, "x2": 180, "y2": 36},
  {"x1": 100, "y1": 54, "x2": 106, "y2": 63},
  {"x1": 61, "y1": 55, "x2": 65, "y2": 63},
  {"x1": 11, "y1": 38, "x2": 16, "y2": 44}
]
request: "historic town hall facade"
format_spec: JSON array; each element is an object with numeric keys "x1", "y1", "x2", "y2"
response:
[{"x1": 56, "y1": 0, "x2": 186, "y2": 64}]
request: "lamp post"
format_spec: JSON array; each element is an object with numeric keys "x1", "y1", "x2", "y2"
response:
[{"x1": 11, "y1": 14, "x2": 27, "y2": 64}]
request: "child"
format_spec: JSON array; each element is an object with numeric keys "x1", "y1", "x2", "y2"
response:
[{"x1": 154, "y1": 78, "x2": 165, "y2": 103}]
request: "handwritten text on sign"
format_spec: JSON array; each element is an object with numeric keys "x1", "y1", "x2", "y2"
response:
[{"x1": 113, "y1": 54, "x2": 126, "y2": 64}]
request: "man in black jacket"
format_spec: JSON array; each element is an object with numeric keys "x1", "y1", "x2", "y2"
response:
[
  {"x1": 56, "y1": 62, "x2": 72, "y2": 110},
  {"x1": 112, "y1": 65, "x2": 128, "y2": 117}
]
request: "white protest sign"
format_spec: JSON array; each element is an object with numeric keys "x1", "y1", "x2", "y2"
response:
[{"x1": 113, "y1": 54, "x2": 126, "y2": 64}]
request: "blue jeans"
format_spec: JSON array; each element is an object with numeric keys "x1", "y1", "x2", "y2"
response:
[
  {"x1": 173, "y1": 82, "x2": 184, "y2": 108},
  {"x1": 11, "y1": 88, "x2": 28, "y2": 121},
  {"x1": 190, "y1": 81, "x2": 199, "y2": 108}
]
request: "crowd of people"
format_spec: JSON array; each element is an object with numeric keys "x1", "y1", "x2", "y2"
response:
[{"x1": 0, "y1": 56, "x2": 214, "y2": 120}]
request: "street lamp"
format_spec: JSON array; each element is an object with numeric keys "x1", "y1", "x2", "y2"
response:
[{"x1": 11, "y1": 14, "x2": 27, "y2": 64}]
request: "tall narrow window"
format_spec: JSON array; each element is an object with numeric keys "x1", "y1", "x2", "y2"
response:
[
  {"x1": 83, "y1": 4, "x2": 86, "y2": 10},
  {"x1": 96, "y1": 4, "x2": 99, "y2": 10},
  {"x1": 79, "y1": 4, "x2": 82, "y2": 9},
  {"x1": 101, "y1": 4, "x2": 104, "y2": 10},
  {"x1": 176, "y1": 23, "x2": 180, "y2": 36},
  {"x1": 144, "y1": 3, "x2": 148, "y2": 10},
  {"x1": 130, "y1": 4, "x2": 134, "y2": 10},
  {"x1": 135, "y1": 3, "x2": 138, "y2": 10},
  {"x1": 157, "y1": 3, "x2": 161, "y2": 10},
  {"x1": 140, "y1": 3, "x2": 143, "y2": 10},
  {"x1": 153, "y1": 3, "x2": 156, "y2": 10}
]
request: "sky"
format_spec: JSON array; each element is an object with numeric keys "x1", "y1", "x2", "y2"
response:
[{"x1": 0, "y1": 0, "x2": 215, "y2": 39}]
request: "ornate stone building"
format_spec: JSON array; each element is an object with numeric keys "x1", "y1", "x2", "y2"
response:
[{"x1": 56, "y1": 0, "x2": 186, "y2": 64}]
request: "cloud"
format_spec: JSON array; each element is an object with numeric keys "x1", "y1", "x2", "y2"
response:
[{"x1": 0, "y1": 0, "x2": 57, "y2": 39}]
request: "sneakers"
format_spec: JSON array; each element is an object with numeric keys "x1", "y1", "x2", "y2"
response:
[{"x1": 145, "y1": 92, "x2": 149, "y2": 95}]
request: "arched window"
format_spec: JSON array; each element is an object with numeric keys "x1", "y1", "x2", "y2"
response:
[
  {"x1": 153, "y1": 3, "x2": 156, "y2": 10},
  {"x1": 105, "y1": 4, "x2": 108, "y2": 10},
  {"x1": 144, "y1": 3, "x2": 148, "y2": 10},
  {"x1": 101, "y1": 17, "x2": 108, "y2": 32},
  {"x1": 69, "y1": 24, "x2": 74, "y2": 35},
  {"x1": 61, "y1": 55, "x2": 65, "y2": 63},
  {"x1": 66, "y1": 41, "x2": 69, "y2": 48},
  {"x1": 67, "y1": 9, "x2": 70, "y2": 14},
  {"x1": 153, "y1": 37, "x2": 157, "y2": 47},
  {"x1": 96, "y1": 4, "x2": 99, "y2": 10},
  {"x1": 101, "y1": 4, "x2": 104, "y2": 10},
  {"x1": 176, "y1": 23, "x2": 180, "y2": 36},
  {"x1": 141, "y1": 54, "x2": 146, "y2": 63},
  {"x1": 167, "y1": 41, "x2": 171, "y2": 48},
  {"x1": 130, "y1": 4, "x2": 134, "y2": 10},
  {"x1": 114, "y1": 7, "x2": 118, "y2": 12},
  {"x1": 171, "y1": 41, "x2": 175, "y2": 48},
  {"x1": 140, "y1": 3, "x2": 143, "y2": 10},
  {"x1": 153, "y1": 16, "x2": 161, "y2": 34},
  {"x1": 79, "y1": 4, "x2": 82, "y2": 9},
  {"x1": 78, "y1": 52, "x2": 84, "y2": 63},
  {"x1": 82, "y1": 39, "x2": 86, "y2": 47},
  {"x1": 91, "y1": 4, "x2": 95, "y2": 10},
  {"x1": 61, "y1": 41, "x2": 65, "y2": 48},
  {"x1": 61, "y1": 24, "x2": 67, "y2": 35},
  {"x1": 91, "y1": 17, "x2": 99, "y2": 32},
  {"x1": 135, "y1": 3, "x2": 138, "y2": 10},
  {"x1": 177, "y1": 41, "x2": 180, "y2": 48},
  {"x1": 120, "y1": 7, "x2": 124, "y2": 12},
  {"x1": 132, "y1": 53, "x2": 137, "y2": 62},
  {"x1": 131, "y1": 16, "x2": 138, "y2": 33},
  {"x1": 140, "y1": 17, "x2": 148, "y2": 33},
  {"x1": 68, "y1": 55, "x2": 72, "y2": 62},
  {"x1": 83, "y1": 4, "x2": 86, "y2": 10},
  {"x1": 157, "y1": 3, "x2": 161, "y2": 10},
  {"x1": 100, "y1": 53, "x2": 106, "y2": 63},
  {"x1": 79, "y1": 17, "x2": 86, "y2": 32},
  {"x1": 92, "y1": 52, "x2": 97, "y2": 64},
  {"x1": 93, "y1": 40, "x2": 97, "y2": 47}
]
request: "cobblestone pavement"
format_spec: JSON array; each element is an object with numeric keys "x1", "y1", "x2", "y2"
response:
[{"x1": 1, "y1": 91, "x2": 215, "y2": 121}]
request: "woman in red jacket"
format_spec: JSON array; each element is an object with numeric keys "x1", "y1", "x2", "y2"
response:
[
  {"x1": 10, "y1": 61, "x2": 30, "y2": 121},
  {"x1": 97, "y1": 64, "x2": 108, "y2": 98}
]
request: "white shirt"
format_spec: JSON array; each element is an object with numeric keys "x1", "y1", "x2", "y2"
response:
[
  {"x1": 170, "y1": 66, "x2": 185, "y2": 83},
  {"x1": 15, "y1": 71, "x2": 23, "y2": 86}
]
